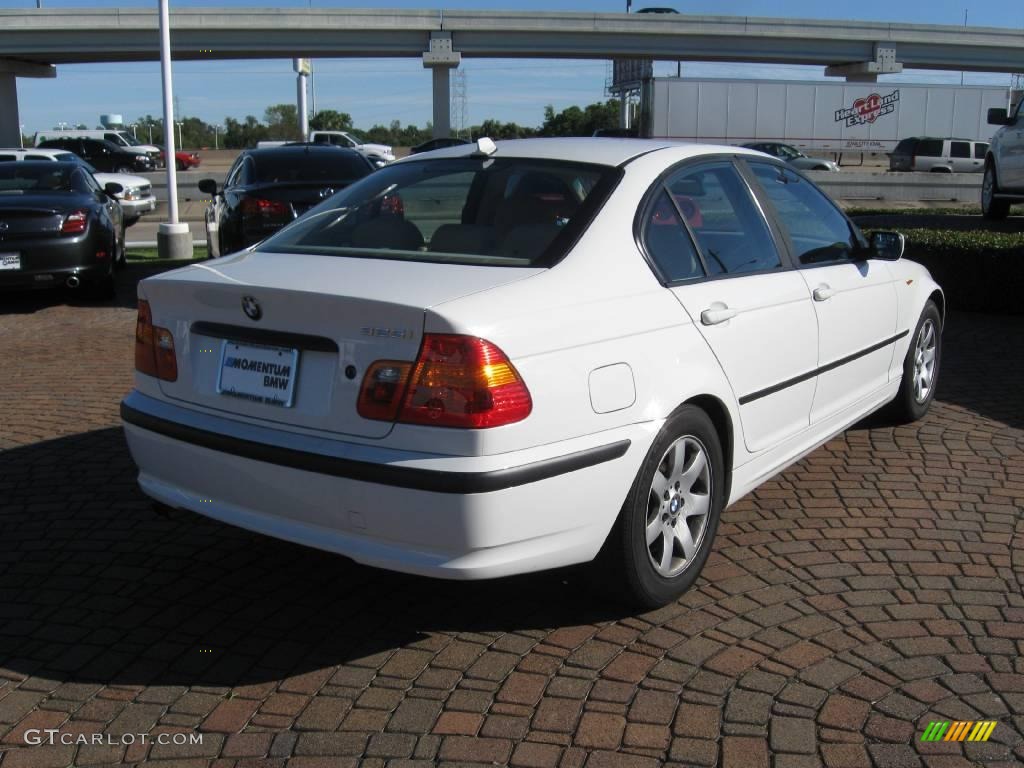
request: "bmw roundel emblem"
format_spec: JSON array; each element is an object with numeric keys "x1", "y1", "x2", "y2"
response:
[{"x1": 241, "y1": 295, "x2": 262, "y2": 321}]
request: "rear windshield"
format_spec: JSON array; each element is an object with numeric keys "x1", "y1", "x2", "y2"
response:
[
  {"x1": 252, "y1": 152, "x2": 371, "y2": 184},
  {"x1": 0, "y1": 164, "x2": 80, "y2": 193},
  {"x1": 257, "y1": 157, "x2": 620, "y2": 267}
]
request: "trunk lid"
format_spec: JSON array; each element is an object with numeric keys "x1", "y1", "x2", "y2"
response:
[
  {"x1": 0, "y1": 203, "x2": 67, "y2": 239},
  {"x1": 142, "y1": 250, "x2": 543, "y2": 439}
]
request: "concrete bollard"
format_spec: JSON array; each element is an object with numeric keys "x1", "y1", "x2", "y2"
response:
[{"x1": 157, "y1": 222, "x2": 192, "y2": 259}]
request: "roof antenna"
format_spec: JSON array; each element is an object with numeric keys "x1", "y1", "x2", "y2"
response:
[{"x1": 472, "y1": 137, "x2": 497, "y2": 157}]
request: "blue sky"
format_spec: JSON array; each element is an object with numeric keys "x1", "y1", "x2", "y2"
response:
[{"x1": 7, "y1": 0, "x2": 1023, "y2": 134}]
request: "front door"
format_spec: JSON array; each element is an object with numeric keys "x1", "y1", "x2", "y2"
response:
[
  {"x1": 648, "y1": 160, "x2": 819, "y2": 453},
  {"x1": 745, "y1": 161, "x2": 899, "y2": 422}
]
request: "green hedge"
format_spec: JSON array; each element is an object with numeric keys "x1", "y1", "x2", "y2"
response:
[{"x1": 869, "y1": 227, "x2": 1024, "y2": 314}]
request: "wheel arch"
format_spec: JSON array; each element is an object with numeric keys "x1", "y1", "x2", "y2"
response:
[
  {"x1": 678, "y1": 393, "x2": 734, "y2": 504},
  {"x1": 928, "y1": 288, "x2": 945, "y2": 330}
]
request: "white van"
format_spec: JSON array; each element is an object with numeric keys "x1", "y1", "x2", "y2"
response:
[{"x1": 33, "y1": 130, "x2": 162, "y2": 166}]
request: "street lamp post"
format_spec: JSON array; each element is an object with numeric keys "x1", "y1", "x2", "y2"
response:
[
  {"x1": 176, "y1": 121, "x2": 183, "y2": 149},
  {"x1": 156, "y1": 0, "x2": 191, "y2": 259}
]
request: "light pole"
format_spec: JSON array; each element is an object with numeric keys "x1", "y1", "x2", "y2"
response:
[
  {"x1": 176, "y1": 120, "x2": 183, "y2": 149},
  {"x1": 157, "y1": 0, "x2": 191, "y2": 259},
  {"x1": 19, "y1": 124, "x2": 24, "y2": 148},
  {"x1": 213, "y1": 125, "x2": 219, "y2": 150}
]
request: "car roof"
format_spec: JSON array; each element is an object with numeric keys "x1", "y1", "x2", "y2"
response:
[
  {"x1": 243, "y1": 144, "x2": 364, "y2": 159},
  {"x1": 394, "y1": 137, "x2": 766, "y2": 167},
  {"x1": 0, "y1": 148, "x2": 74, "y2": 159}
]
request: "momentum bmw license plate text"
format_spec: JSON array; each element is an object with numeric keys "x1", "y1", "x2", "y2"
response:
[{"x1": 217, "y1": 341, "x2": 299, "y2": 407}]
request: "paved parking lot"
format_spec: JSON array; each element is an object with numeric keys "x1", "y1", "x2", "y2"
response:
[{"x1": 1, "y1": 268, "x2": 1022, "y2": 768}]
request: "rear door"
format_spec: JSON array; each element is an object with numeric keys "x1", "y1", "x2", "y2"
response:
[
  {"x1": 745, "y1": 161, "x2": 898, "y2": 423},
  {"x1": 650, "y1": 159, "x2": 819, "y2": 453},
  {"x1": 949, "y1": 141, "x2": 972, "y2": 173}
]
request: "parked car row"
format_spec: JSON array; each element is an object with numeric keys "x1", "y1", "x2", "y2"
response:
[{"x1": 0, "y1": 148, "x2": 156, "y2": 225}]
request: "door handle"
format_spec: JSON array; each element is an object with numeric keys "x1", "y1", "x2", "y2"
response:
[
  {"x1": 813, "y1": 284, "x2": 834, "y2": 301},
  {"x1": 700, "y1": 304, "x2": 737, "y2": 325}
]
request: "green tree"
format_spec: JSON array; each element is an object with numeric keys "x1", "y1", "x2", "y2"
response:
[
  {"x1": 223, "y1": 115, "x2": 269, "y2": 149},
  {"x1": 264, "y1": 104, "x2": 299, "y2": 141},
  {"x1": 309, "y1": 109, "x2": 353, "y2": 132},
  {"x1": 539, "y1": 99, "x2": 620, "y2": 137}
]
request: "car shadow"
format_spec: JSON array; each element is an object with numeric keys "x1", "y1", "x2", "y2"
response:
[
  {"x1": 0, "y1": 262, "x2": 189, "y2": 315},
  {"x1": 0, "y1": 427, "x2": 628, "y2": 689},
  {"x1": 848, "y1": 310, "x2": 1024, "y2": 434}
]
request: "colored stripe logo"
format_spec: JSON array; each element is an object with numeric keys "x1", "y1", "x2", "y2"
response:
[{"x1": 921, "y1": 721, "x2": 997, "y2": 742}]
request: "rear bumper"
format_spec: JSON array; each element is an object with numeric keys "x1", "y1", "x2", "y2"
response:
[
  {"x1": 0, "y1": 234, "x2": 110, "y2": 290},
  {"x1": 120, "y1": 197, "x2": 157, "y2": 220},
  {"x1": 121, "y1": 390, "x2": 649, "y2": 579}
]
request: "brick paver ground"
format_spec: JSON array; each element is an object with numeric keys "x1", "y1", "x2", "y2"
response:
[{"x1": 1, "y1": 269, "x2": 1022, "y2": 768}]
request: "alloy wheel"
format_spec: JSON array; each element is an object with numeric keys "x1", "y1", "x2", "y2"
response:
[
  {"x1": 913, "y1": 318, "x2": 937, "y2": 403},
  {"x1": 645, "y1": 435, "x2": 712, "y2": 578}
]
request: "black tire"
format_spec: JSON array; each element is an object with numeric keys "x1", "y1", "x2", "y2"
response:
[
  {"x1": 889, "y1": 301, "x2": 942, "y2": 423},
  {"x1": 176, "y1": 159, "x2": 185, "y2": 171},
  {"x1": 982, "y1": 163, "x2": 1011, "y2": 220},
  {"x1": 600, "y1": 406, "x2": 725, "y2": 608},
  {"x1": 113, "y1": 230, "x2": 126, "y2": 270},
  {"x1": 85, "y1": 271, "x2": 116, "y2": 301}
]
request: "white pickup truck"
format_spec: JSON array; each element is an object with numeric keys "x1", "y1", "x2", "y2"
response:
[
  {"x1": 982, "y1": 100, "x2": 1024, "y2": 219},
  {"x1": 256, "y1": 131, "x2": 394, "y2": 168}
]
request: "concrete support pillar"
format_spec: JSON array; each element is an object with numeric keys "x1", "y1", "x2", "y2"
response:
[
  {"x1": 432, "y1": 67, "x2": 452, "y2": 139},
  {"x1": 619, "y1": 93, "x2": 630, "y2": 130},
  {"x1": 0, "y1": 73, "x2": 20, "y2": 147},
  {"x1": 423, "y1": 32, "x2": 460, "y2": 140}
]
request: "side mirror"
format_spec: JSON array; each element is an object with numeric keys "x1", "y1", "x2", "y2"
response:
[
  {"x1": 103, "y1": 182, "x2": 123, "y2": 196},
  {"x1": 870, "y1": 231, "x2": 905, "y2": 261},
  {"x1": 197, "y1": 178, "x2": 218, "y2": 195},
  {"x1": 987, "y1": 107, "x2": 1012, "y2": 126}
]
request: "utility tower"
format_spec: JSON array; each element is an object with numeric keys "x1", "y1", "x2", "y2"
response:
[{"x1": 452, "y1": 68, "x2": 468, "y2": 138}]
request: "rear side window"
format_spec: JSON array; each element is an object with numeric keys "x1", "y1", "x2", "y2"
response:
[
  {"x1": 974, "y1": 143, "x2": 989, "y2": 159},
  {"x1": 259, "y1": 157, "x2": 619, "y2": 267},
  {"x1": 642, "y1": 189, "x2": 704, "y2": 282},
  {"x1": 0, "y1": 155, "x2": 15, "y2": 161},
  {"x1": 950, "y1": 142, "x2": 970, "y2": 158},
  {"x1": 662, "y1": 162, "x2": 781, "y2": 276},
  {"x1": 893, "y1": 138, "x2": 916, "y2": 154},
  {"x1": 748, "y1": 162, "x2": 858, "y2": 266},
  {"x1": 916, "y1": 139, "x2": 943, "y2": 157}
]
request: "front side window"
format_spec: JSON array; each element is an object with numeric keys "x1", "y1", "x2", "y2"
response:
[
  {"x1": 658, "y1": 162, "x2": 781, "y2": 276},
  {"x1": 258, "y1": 157, "x2": 618, "y2": 267},
  {"x1": 974, "y1": 143, "x2": 989, "y2": 159},
  {"x1": 748, "y1": 162, "x2": 858, "y2": 266}
]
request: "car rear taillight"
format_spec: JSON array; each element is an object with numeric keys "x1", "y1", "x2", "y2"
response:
[
  {"x1": 135, "y1": 300, "x2": 178, "y2": 381},
  {"x1": 240, "y1": 198, "x2": 291, "y2": 219},
  {"x1": 61, "y1": 210, "x2": 88, "y2": 235},
  {"x1": 357, "y1": 334, "x2": 531, "y2": 429}
]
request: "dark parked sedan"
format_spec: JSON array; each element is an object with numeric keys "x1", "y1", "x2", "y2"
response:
[
  {"x1": 410, "y1": 137, "x2": 471, "y2": 154},
  {"x1": 0, "y1": 162, "x2": 125, "y2": 297},
  {"x1": 37, "y1": 137, "x2": 154, "y2": 174},
  {"x1": 199, "y1": 145, "x2": 374, "y2": 257}
]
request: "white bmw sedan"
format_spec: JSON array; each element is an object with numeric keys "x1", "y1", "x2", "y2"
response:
[{"x1": 122, "y1": 138, "x2": 942, "y2": 606}]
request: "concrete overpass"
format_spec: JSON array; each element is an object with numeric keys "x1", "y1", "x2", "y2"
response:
[{"x1": 2, "y1": 7, "x2": 1024, "y2": 144}]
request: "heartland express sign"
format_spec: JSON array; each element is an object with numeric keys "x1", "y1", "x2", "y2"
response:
[{"x1": 835, "y1": 89, "x2": 900, "y2": 127}]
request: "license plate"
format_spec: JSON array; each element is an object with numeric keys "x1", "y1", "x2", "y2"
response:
[
  {"x1": 0, "y1": 253, "x2": 20, "y2": 270},
  {"x1": 217, "y1": 341, "x2": 299, "y2": 408}
]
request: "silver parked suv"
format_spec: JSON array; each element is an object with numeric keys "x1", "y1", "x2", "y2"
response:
[
  {"x1": 889, "y1": 137, "x2": 988, "y2": 173},
  {"x1": 982, "y1": 101, "x2": 1024, "y2": 219}
]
